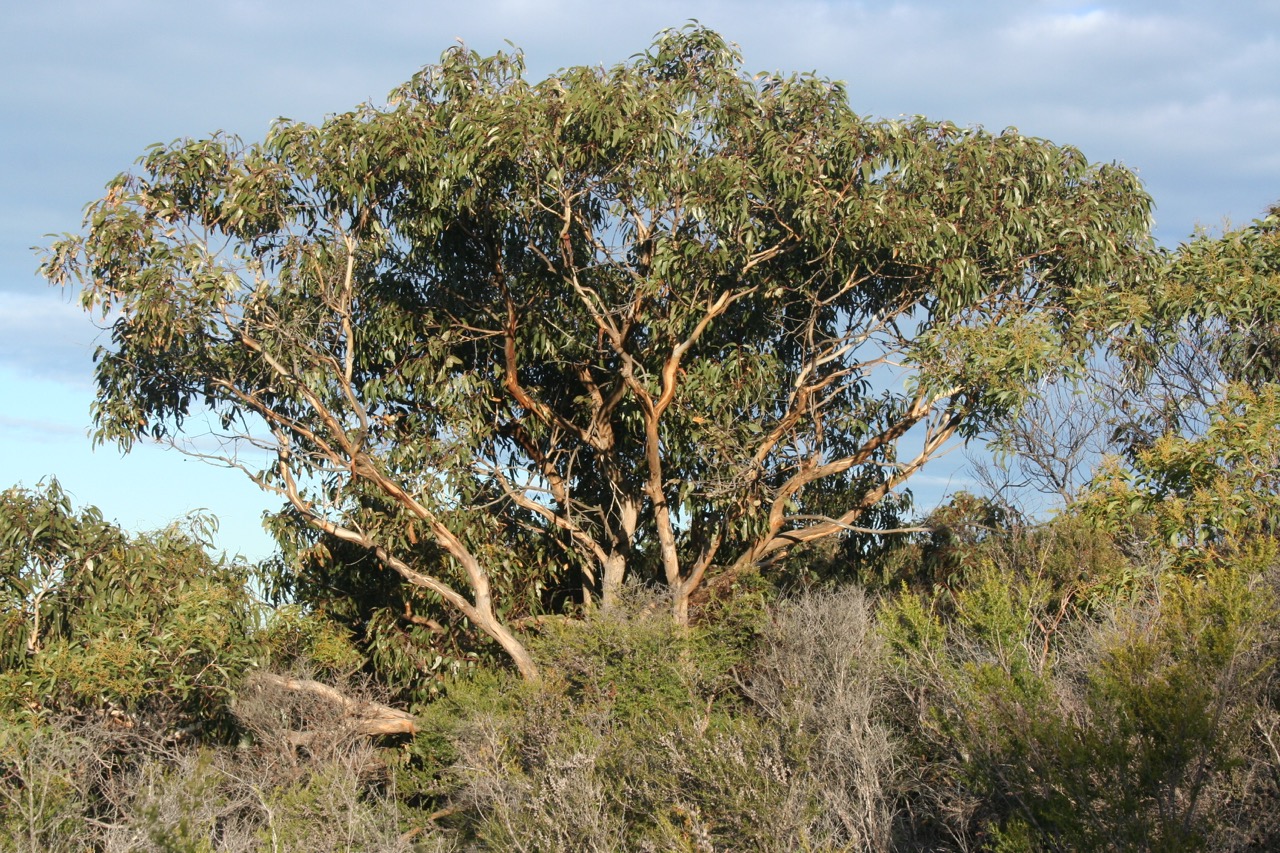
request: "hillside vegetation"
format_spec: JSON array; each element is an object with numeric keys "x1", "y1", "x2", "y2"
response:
[{"x1": 7, "y1": 26, "x2": 1280, "y2": 851}]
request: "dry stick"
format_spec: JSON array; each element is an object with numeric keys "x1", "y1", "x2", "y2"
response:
[{"x1": 251, "y1": 672, "x2": 416, "y2": 736}]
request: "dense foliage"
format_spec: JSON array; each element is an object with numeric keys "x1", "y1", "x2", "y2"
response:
[{"x1": 0, "y1": 480, "x2": 255, "y2": 736}]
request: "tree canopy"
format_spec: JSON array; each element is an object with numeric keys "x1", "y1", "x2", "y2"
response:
[{"x1": 43, "y1": 26, "x2": 1154, "y2": 679}]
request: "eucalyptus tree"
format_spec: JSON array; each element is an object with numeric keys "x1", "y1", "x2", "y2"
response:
[{"x1": 44, "y1": 26, "x2": 1154, "y2": 679}]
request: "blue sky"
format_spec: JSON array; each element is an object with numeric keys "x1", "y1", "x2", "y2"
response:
[{"x1": 2, "y1": 0, "x2": 1278, "y2": 561}]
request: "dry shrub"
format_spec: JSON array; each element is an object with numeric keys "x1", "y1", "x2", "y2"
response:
[
  {"x1": 442, "y1": 584, "x2": 900, "y2": 851},
  {"x1": 443, "y1": 597, "x2": 663, "y2": 851},
  {"x1": 744, "y1": 586, "x2": 898, "y2": 851},
  {"x1": 0, "y1": 670, "x2": 443, "y2": 852},
  {"x1": 626, "y1": 716, "x2": 809, "y2": 851},
  {"x1": 89, "y1": 737, "x2": 426, "y2": 853},
  {"x1": 0, "y1": 721, "x2": 99, "y2": 852},
  {"x1": 451, "y1": 707, "x2": 625, "y2": 853},
  {"x1": 233, "y1": 669, "x2": 392, "y2": 766}
]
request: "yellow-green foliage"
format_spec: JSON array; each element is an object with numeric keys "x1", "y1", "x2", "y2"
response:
[
  {"x1": 0, "y1": 481, "x2": 257, "y2": 735},
  {"x1": 883, "y1": 551, "x2": 1277, "y2": 851},
  {"x1": 1083, "y1": 384, "x2": 1280, "y2": 566},
  {"x1": 252, "y1": 604, "x2": 366, "y2": 681}
]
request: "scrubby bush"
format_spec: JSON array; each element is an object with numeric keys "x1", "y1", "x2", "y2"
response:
[
  {"x1": 742, "y1": 587, "x2": 898, "y2": 849},
  {"x1": 0, "y1": 481, "x2": 257, "y2": 737},
  {"x1": 421, "y1": 589, "x2": 755, "y2": 850},
  {"x1": 882, "y1": 529, "x2": 1279, "y2": 851},
  {"x1": 7, "y1": 480, "x2": 1280, "y2": 850},
  {"x1": 0, "y1": 483, "x2": 435, "y2": 851},
  {"x1": 0, "y1": 711, "x2": 428, "y2": 853},
  {"x1": 408, "y1": 584, "x2": 902, "y2": 851},
  {"x1": 0, "y1": 721, "x2": 97, "y2": 851}
]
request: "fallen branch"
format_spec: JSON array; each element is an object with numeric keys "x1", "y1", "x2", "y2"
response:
[{"x1": 250, "y1": 672, "x2": 417, "y2": 736}]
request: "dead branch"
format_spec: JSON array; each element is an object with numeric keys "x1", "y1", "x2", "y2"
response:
[{"x1": 249, "y1": 672, "x2": 417, "y2": 737}]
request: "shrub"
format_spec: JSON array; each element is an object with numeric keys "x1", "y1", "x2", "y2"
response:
[
  {"x1": 883, "y1": 550, "x2": 1278, "y2": 851},
  {"x1": 425, "y1": 584, "x2": 901, "y2": 851},
  {"x1": 0, "y1": 692, "x2": 438, "y2": 851},
  {"x1": 0, "y1": 481, "x2": 257, "y2": 738},
  {"x1": 743, "y1": 587, "x2": 898, "y2": 849}
]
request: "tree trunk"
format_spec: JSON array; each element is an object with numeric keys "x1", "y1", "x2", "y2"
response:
[
  {"x1": 601, "y1": 551, "x2": 627, "y2": 610},
  {"x1": 672, "y1": 584, "x2": 690, "y2": 625}
]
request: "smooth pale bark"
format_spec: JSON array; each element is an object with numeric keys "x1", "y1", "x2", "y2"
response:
[{"x1": 251, "y1": 672, "x2": 417, "y2": 736}]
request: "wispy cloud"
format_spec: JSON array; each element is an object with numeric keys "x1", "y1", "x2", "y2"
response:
[
  {"x1": 0, "y1": 291, "x2": 102, "y2": 385},
  {"x1": 0, "y1": 414, "x2": 85, "y2": 442}
]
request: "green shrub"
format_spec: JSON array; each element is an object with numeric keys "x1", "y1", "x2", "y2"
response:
[
  {"x1": 419, "y1": 585, "x2": 901, "y2": 851},
  {"x1": 883, "y1": 552, "x2": 1278, "y2": 851},
  {"x1": 0, "y1": 481, "x2": 257, "y2": 738}
]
